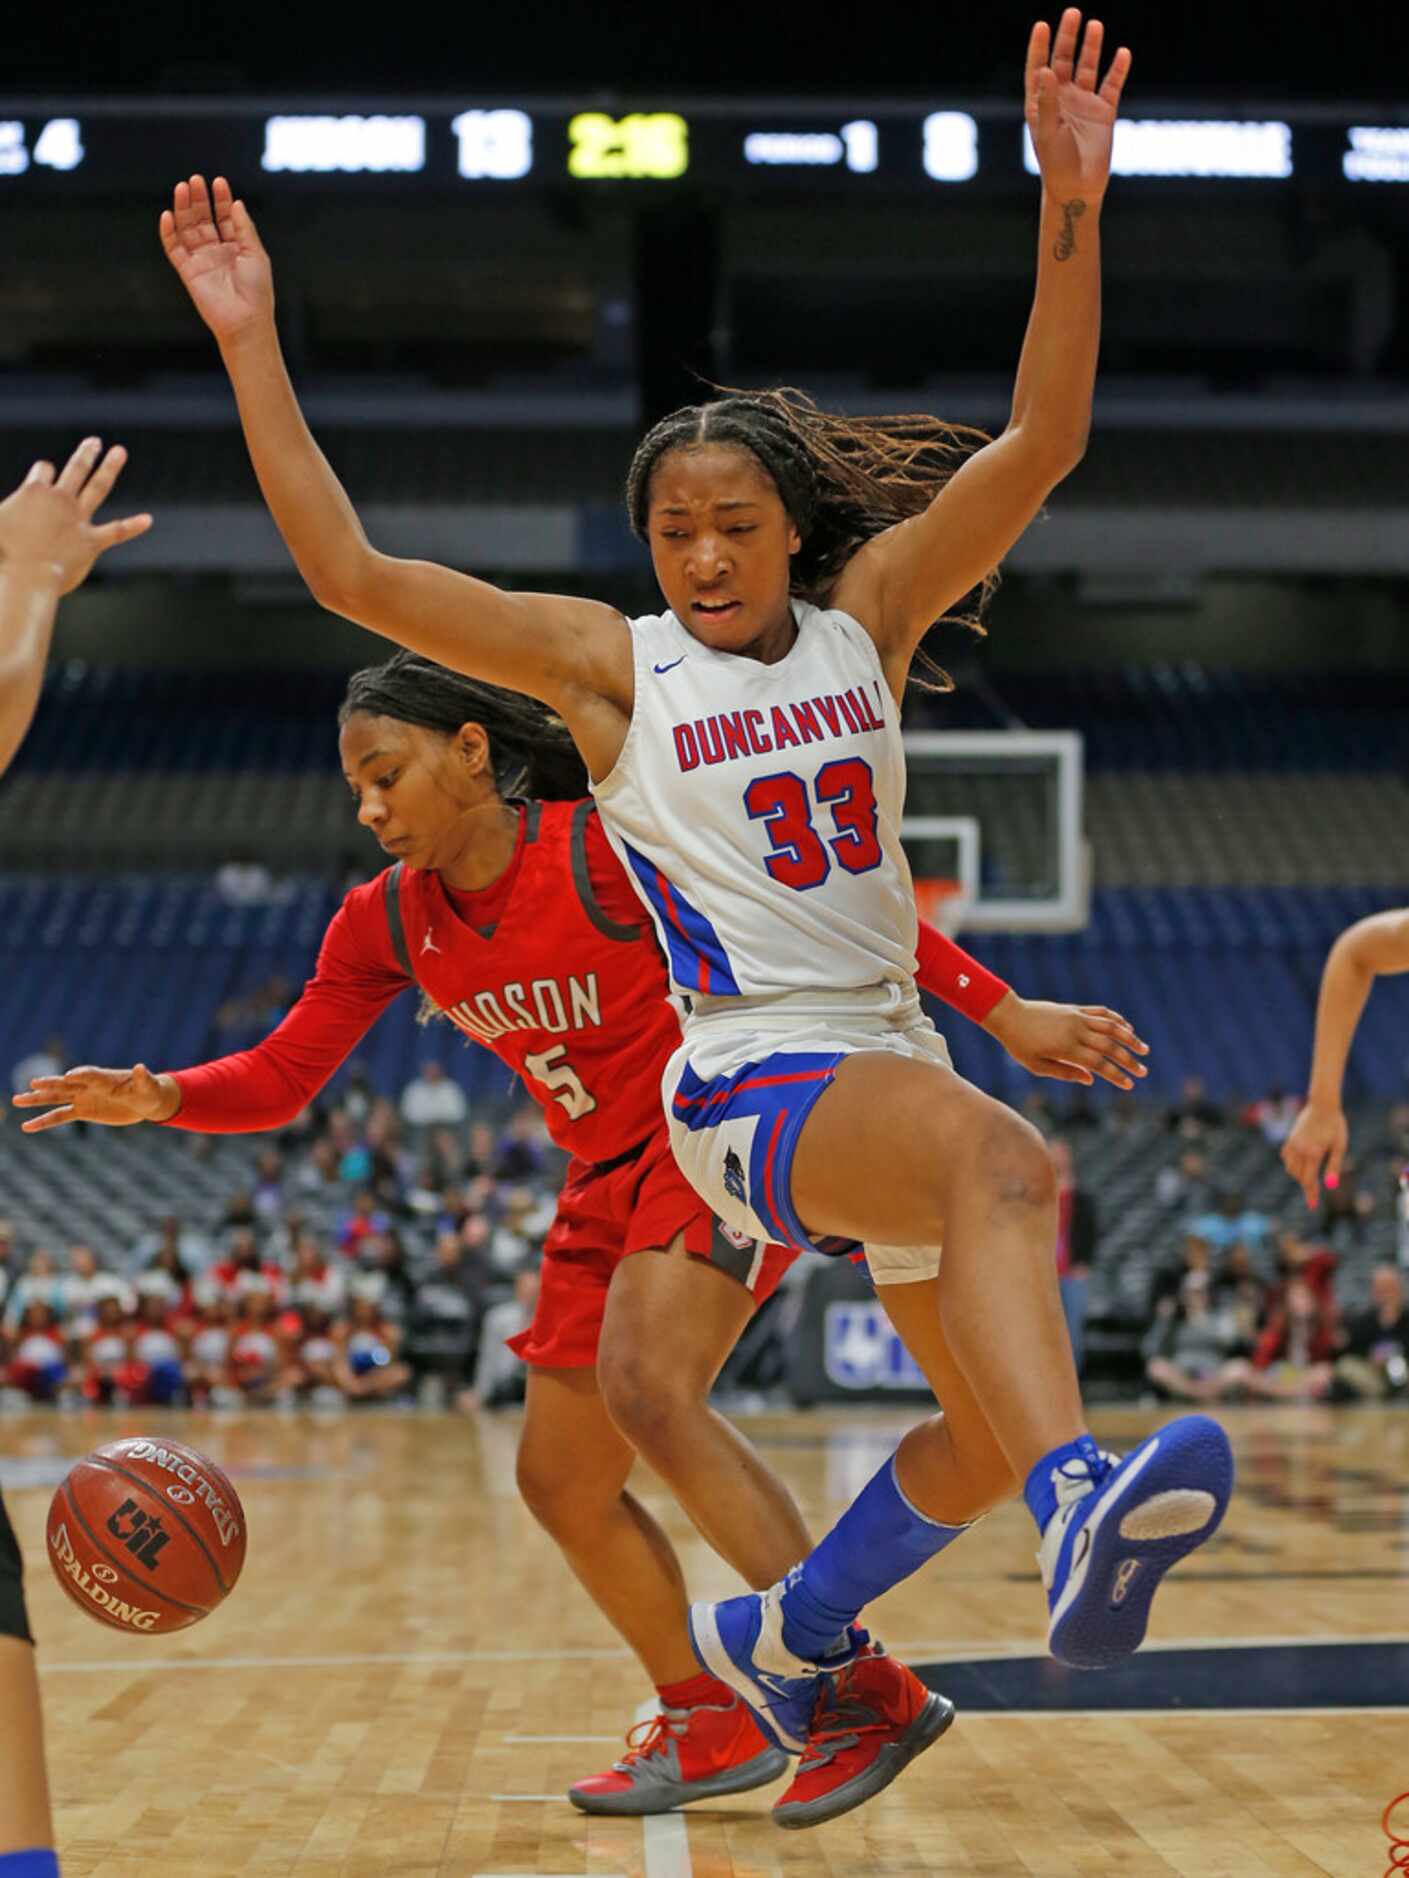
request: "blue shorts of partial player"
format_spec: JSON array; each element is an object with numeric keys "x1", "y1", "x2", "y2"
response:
[{"x1": 663, "y1": 983, "x2": 949, "y2": 1287}]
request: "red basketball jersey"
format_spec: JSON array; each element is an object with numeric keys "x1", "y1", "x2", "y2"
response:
[{"x1": 384, "y1": 800, "x2": 683, "y2": 1162}]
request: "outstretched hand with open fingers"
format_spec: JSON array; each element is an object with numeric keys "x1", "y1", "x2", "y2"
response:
[
  {"x1": 0, "y1": 440, "x2": 152, "y2": 595},
  {"x1": 1026, "y1": 9, "x2": 1132, "y2": 202},
  {"x1": 160, "y1": 174, "x2": 274, "y2": 342},
  {"x1": 12, "y1": 1063, "x2": 177, "y2": 1133}
]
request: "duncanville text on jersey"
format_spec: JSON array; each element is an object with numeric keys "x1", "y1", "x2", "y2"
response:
[{"x1": 671, "y1": 681, "x2": 888, "y2": 773}]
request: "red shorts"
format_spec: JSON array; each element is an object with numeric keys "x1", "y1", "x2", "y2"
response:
[{"x1": 509, "y1": 1127, "x2": 797, "y2": 1370}]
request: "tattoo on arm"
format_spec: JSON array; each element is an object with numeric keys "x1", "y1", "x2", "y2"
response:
[{"x1": 1053, "y1": 198, "x2": 1087, "y2": 262}]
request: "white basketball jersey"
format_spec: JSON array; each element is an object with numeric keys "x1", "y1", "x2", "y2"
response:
[{"x1": 592, "y1": 600, "x2": 917, "y2": 1004}]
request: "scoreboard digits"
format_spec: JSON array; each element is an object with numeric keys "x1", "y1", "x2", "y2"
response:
[{"x1": 567, "y1": 112, "x2": 688, "y2": 180}]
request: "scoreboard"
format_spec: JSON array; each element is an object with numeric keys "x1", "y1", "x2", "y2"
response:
[{"x1": 0, "y1": 101, "x2": 1406, "y2": 194}]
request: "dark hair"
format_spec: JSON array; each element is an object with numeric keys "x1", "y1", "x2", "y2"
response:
[
  {"x1": 625, "y1": 386, "x2": 995, "y2": 685},
  {"x1": 339, "y1": 650, "x2": 588, "y2": 801}
]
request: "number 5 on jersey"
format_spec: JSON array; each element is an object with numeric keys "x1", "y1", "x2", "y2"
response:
[
  {"x1": 524, "y1": 1043, "x2": 598, "y2": 1119},
  {"x1": 744, "y1": 757, "x2": 882, "y2": 892}
]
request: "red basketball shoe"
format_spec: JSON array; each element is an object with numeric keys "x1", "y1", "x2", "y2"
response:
[
  {"x1": 568, "y1": 1695, "x2": 789, "y2": 1815},
  {"x1": 772, "y1": 1643, "x2": 955, "y2": 1830}
]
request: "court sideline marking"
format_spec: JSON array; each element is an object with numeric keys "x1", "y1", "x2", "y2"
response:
[{"x1": 635, "y1": 1696, "x2": 694, "y2": 1878}]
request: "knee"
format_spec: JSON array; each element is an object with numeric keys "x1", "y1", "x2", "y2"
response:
[
  {"x1": 979, "y1": 1110, "x2": 1056, "y2": 1214},
  {"x1": 599, "y1": 1348, "x2": 703, "y2": 1462},
  {"x1": 515, "y1": 1444, "x2": 609, "y2": 1538}
]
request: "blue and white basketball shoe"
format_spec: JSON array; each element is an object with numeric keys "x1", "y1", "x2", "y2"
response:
[
  {"x1": 1038, "y1": 1415, "x2": 1234, "y2": 1669},
  {"x1": 688, "y1": 1581, "x2": 866, "y2": 1755}
]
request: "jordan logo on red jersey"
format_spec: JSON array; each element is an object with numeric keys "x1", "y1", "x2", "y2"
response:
[{"x1": 421, "y1": 930, "x2": 441, "y2": 955}]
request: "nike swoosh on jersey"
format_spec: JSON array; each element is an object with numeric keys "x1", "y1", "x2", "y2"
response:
[{"x1": 652, "y1": 656, "x2": 686, "y2": 674}]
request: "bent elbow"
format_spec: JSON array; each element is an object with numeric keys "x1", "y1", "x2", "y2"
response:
[{"x1": 305, "y1": 545, "x2": 373, "y2": 619}]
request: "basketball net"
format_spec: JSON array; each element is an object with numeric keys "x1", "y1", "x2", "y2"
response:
[{"x1": 914, "y1": 876, "x2": 973, "y2": 938}]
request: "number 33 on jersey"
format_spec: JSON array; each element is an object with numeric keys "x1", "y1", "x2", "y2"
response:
[{"x1": 593, "y1": 600, "x2": 919, "y2": 1002}]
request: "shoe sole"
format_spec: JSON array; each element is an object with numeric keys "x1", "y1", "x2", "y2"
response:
[
  {"x1": 772, "y1": 1693, "x2": 957, "y2": 1830},
  {"x1": 689, "y1": 1599, "x2": 809, "y2": 1755},
  {"x1": 568, "y1": 1746, "x2": 790, "y2": 1815},
  {"x1": 1049, "y1": 1416, "x2": 1234, "y2": 1670}
]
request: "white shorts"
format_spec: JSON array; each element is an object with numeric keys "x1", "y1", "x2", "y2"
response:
[{"x1": 664, "y1": 982, "x2": 948, "y2": 1286}]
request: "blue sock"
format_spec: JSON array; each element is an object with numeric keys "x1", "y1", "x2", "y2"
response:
[
  {"x1": 0, "y1": 1851, "x2": 61, "y2": 1877},
  {"x1": 1023, "y1": 1433, "x2": 1105, "y2": 1534},
  {"x1": 778, "y1": 1456, "x2": 968, "y2": 1663}
]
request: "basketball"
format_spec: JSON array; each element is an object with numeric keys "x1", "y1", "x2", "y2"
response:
[{"x1": 45, "y1": 1437, "x2": 247, "y2": 1635}]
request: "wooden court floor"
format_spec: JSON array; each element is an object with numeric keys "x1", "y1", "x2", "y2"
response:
[{"x1": 2, "y1": 1401, "x2": 1405, "y2": 1877}]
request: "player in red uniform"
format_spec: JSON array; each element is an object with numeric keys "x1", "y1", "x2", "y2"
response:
[
  {"x1": 18, "y1": 650, "x2": 1147, "y2": 1821},
  {"x1": 0, "y1": 440, "x2": 150, "y2": 1878}
]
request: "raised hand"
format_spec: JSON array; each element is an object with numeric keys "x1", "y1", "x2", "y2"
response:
[
  {"x1": 0, "y1": 440, "x2": 152, "y2": 595},
  {"x1": 159, "y1": 174, "x2": 274, "y2": 342},
  {"x1": 1026, "y1": 10, "x2": 1132, "y2": 202},
  {"x1": 984, "y1": 994, "x2": 1148, "y2": 1090},
  {"x1": 12, "y1": 1063, "x2": 180, "y2": 1133}
]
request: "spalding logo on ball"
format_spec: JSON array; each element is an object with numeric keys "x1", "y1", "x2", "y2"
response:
[{"x1": 47, "y1": 1436, "x2": 247, "y2": 1634}]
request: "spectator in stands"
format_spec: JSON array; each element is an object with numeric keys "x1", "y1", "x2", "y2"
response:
[
  {"x1": 425, "y1": 1125, "x2": 467, "y2": 1188},
  {"x1": 8, "y1": 1301, "x2": 67, "y2": 1403},
  {"x1": 215, "y1": 849, "x2": 276, "y2": 906},
  {"x1": 330, "y1": 1109, "x2": 374, "y2": 1185},
  {"x1": 350, "y1": 1229, "x2": 416, "y2": 1324},
  {"x1": 135, "y1": 1242, "x2": 195, "y2": 1316},
  {"x1": 467, "y1": 1257, "x2": 541, "y2": 1411},
  {"x1": 221, "y1": 1186, "x2": 258, "y2": 1232},
  {"x1": 1246, "y1": 1085, "x2": 1301, "y2": 1149},
  {"x1": 1142, "y1": 1270, "x2": 1249, "y2": 1404},
  {"x1": 486, "y1": 1188, "x2": 540, "y2": 1278},
  {"x1": 406, "y1": 1230, "x2": 490, "y2": 1404},
  {"x1": 335, "y1": 1296, "x2": 412, "y2": 1402},
  {"x1": 296, "y1": 1136, "x2": 342, "y2": 1198},
  {"x1": 79, "y1": 1295, "x2": 136, "y2": 1406},
  {"x1": 1247, "y1": 1275, "x2": 1340, "y2": 1401},
  {"x1": 1319, "y1": 1170, "x2": 1377, "y2": 1254},
  {"x1": 133, "y1": 1212, "x2": 210, "y2": 1276},
  {"x1": 251, "y1": 1147, "x2": 286, "y2": 1223},
  {"x1": 209, "y1": 974, "x2": 291, "y2": 1053},
  {"x1": 495, "y1": 1107, "x2": 549, "y2": 1181},
  {"x1": 289, "y1": 1306, "x2": 341, "y2": 1399},
  {"x1": 1274, "y1": 1229, "x2": 1338, "y2": 1307},
  {"x1": 209, "y1": 1227, "x2": 287, "y2": 1303},
  {"x1": 287, "y1": 1233, "x2": 346, "y2": 1320},
  {"x1": 3, "y1": 1248, "x2": 65, "y2": 1330},
  {"x1": 185, "y1": 1293, "x2": 235, "y2": 1406},
  {"x1": 464, "y1": 1120, "x2": 499, "y2": 1180},
  {"x1": 1150, "y1": 1233, "x2": 1214, "y2": 1312},
  {"x1": 338, "y1": 1189, "x2": 388, "y2": 1259},
  {"x1": 400, "y1": 1059, "x2": 469, "y2": 1130},
  {"x1": 1188, "y1": 1190, "x2": 1271, "y2": 1257},
  {"x1": 1211, "y1": 1244, "x2": 1265, "y2": 1356},
  {"x1": 1333, "y1": 1265, "x2": 1409, "y2": 1401},
  {"x1": 1048, "y1": 1137, "x2": 1096, "y2": 1376},
  {"x1": 1167, "y1": 1075, "x2": 1225, "y2": 1134},
  {"x1": 10, "y1": 1034, "x2": 65, "y2": 1097},
  {"x1": 229, "y1": 1287, "x2": 284, "y2": 1403},
  {"x1": 338, "y1": 1061, "x2": 376, "y2": 1124},
  {"x1": 63, "y1": 1243, "x2": 132, "y2": 1334},
  {"x1": 1155, "y1": 1147, "x2": 1210, "y2": 1212},
  {"x1": 129, "y1": 1293, "x2": 186, "y2": 1406}
]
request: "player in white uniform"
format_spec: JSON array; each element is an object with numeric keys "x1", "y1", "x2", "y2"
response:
[
  {"x1": 0, "y1": 440, "x2": 150, "y2": 1875},
  {"x1": 159, "y1": 11, "x2": 1231, "y2": 1827}
]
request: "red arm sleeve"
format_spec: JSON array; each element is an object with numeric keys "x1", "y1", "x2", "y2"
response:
[
  {"x1": 913, "y1": 918, "x2": 1011, "y2": 1025},
  {"x1": 162, "y1": 882, "x2": 412, "y2": 1133}
]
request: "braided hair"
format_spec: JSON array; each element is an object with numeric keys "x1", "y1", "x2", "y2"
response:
[
  {"x1": 338, "y1": 650, "x2": 587, "y2": 802},
  {"x1": 625, "y1": 386, "x2": 995, "y2": 687}
]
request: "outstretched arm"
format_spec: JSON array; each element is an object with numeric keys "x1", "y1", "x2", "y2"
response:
[
  {"x1": 159, "y1": 176, "x2": 633, "y2": 774},
  {"x1": 835, "y1": 10, "x2": 1130, "y2": 677},
  {"x1": 0, "y1": 441, "x2": 151, "y2": 777},
  {"x1": 1282, "y1": 908, "x2": 1409, "y2": 1207}
]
